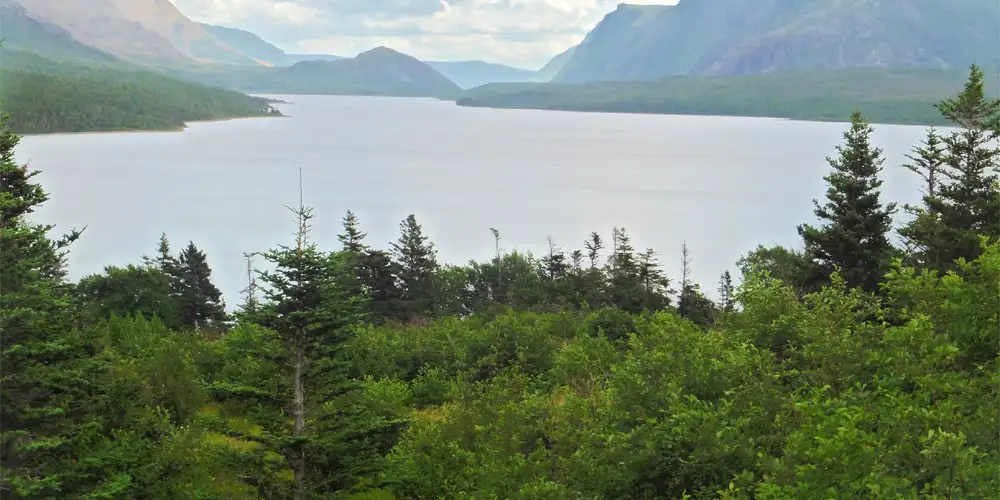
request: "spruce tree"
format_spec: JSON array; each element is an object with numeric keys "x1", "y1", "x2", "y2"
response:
[
  {"x1": 900, "y1": 65, "x2": 1000, "y2": 270},
  {"x1": 717, "y1": 270, "x2": 735, "y2": 313},
  {"x1": 797, "y1": 110, "x2": 897, "y2": 293},
  {"x1": 256, "y1": 202, "x2": 387, "y2": 498},
  {"x1": 338, "y1": 210, "x2": 368, "y2": 254},
  {"x1": 175, "y1": 241, "x2": 227, "y2": 330},
  {"x1": 677, "y1": 243, "x2": 716, "y2": 327},
  {"x1": 391, "y1": 214, "x2": 438, "y2": 320},
  {"x1": 606, "y1": 227, "x2": 642, "y2": 313},
  {"x1": 1, "y1": 105, "x2": 93, "y2": 496}
]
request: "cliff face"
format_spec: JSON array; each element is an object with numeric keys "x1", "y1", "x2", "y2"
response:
[{"x1": 554, "y1": 0, "x2": 998, "y2": 83}]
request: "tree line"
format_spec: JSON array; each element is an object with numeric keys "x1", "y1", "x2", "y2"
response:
[{"x1": 1, "y1": 64, "x2": 997, "y2": 498}]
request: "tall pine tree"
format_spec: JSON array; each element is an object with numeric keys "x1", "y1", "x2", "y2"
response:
[
  {"x1": 391, "y1": 214, "x2": 438, "y2": 321},
  {"x1": 899, "y1": 65, "x2": 1000, "y2": 271},
  {"x1": 255, "y1": 201, "x2": 388, "y2": 498},
  {"x1": 175, "y1": 241, "x2": 227, "y2": 330},
  {"x1": 0, "y1": 103, "x2": 94, "y2": 497},
  {"x1": 797, "y1": 110, "x2": 897, "y2": 293}
]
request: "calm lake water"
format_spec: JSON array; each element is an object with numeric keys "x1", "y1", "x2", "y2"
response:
[{"x1": 19, "y1": 95, "x2": 933, "y2": 305}]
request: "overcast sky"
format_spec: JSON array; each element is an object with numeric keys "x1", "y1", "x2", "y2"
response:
[{"x1": 169, "y1": 0, "x2": 676, "y2": 69}]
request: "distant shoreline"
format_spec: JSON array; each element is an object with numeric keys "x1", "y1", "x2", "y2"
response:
[{"x1": 19, "y1": 114, "x2": 284, "y2": 137}]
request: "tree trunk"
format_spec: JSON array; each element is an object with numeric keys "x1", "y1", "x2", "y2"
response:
[{"x1": 293, "y1": 338, "x2": 306, "y2": 500}]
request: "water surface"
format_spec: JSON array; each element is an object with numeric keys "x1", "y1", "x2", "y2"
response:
[{"x1": 19, "y1": 95, "x2": 932, "y2": 304}]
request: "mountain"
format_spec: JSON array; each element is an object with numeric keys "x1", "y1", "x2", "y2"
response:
[
  {"x1": 9, "y1": 0, "x2": 259, "y2": 67},
  {"x1": 0, "y1": 4, "x2": 122, "y2": 65},
  {"x1": 426, "y1": 60, "x2": 541, "y2": 89},
  {"x1": 199, "y1": 23, "x2": 286, "y2": 66},
  {"x1": 537, "y1": 45, "x2": 577, "y2": 81},
  {"x1": 233, "y1": 47, "x2": 462, "y2": 98},
  {"x1": 555, "y1": 0, "x2": 998, "y2": 83}
]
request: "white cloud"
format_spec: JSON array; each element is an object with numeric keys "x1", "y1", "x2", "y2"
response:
[{"x1": 170, "y1": 0, "x2": 678, "y2": 67}]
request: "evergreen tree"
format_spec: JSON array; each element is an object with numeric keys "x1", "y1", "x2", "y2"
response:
[
  {"x1": 174, "y1": 241, "x2": 227, "y2": 330},
  {"x1": 900, "y1": 65, "x2": 1000, "y2": 270},
  {"x1": 360, "y1": 249, "x2": 403, "y2": 324},
  {"x1": 677, "y1": 243, "x2": 716, "y2": 328},
  {"x1": 584, "y1": 232, "x2": 603, "y2": 268},
  {"x1": 0, "y1": 105, "x2": 94, "y2": 496},
  {"x1": 142, "y1": 232, "x2": 178, "y2": 278},
  {"x1": 606, "y1": 227, "x2": 643, "y2": 313},
  {"x1": 338, "y1": 210, "x2": 368, "y2": 254},
  {"x1": 256, "y1": 203, "x2": 388, "y2": 498},
  {"x1": 797, "y1": 110, "x2": 897, "y2": 293},
  {"x1": 391, "y1": 214, "x2": 439, "y2": 321},
  {"x1": 717, "y1": 270, "x2": 735, "y2": 313},
  {"x1": 903, "y1": 127, "x2": 946, "y2": 199},
  {"x1": 637, "y1": 248, "x2": 672, "y2": 311}
]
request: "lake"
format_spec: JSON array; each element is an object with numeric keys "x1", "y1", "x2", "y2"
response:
[{"x1": 19, "y1": 95, "x2": 933, "y2": 306}]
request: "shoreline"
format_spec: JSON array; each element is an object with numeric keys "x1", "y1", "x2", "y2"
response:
[{"x1": 20, "y1": 114, "x2": 285, "y2": 137}]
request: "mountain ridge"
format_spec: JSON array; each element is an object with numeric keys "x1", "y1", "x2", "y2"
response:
[{"x1": 556, "y1": 0, "x2": 998, "y2": 83}]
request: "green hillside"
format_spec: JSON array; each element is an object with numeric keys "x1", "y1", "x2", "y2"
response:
[
  {"x1": 1, "y1": 55, "x2": 280, "y2": 134},
  {"x1": 459, "y1": 68, "x2": 991, "y2": 125}
]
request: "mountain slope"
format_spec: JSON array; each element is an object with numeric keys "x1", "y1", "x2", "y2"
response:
[
  {"x1": 233, "y1": 47, "x2": 462, "y2": 98},
  {"x1": 556, "y1": 0, "x2": 998, "y2": 83},
  {"x1": 10, "y1": 0, "x2": 258, "y2": 66},
  {"x1": 199, "y1": 23, "x2": 286, "y2": 66},
  {"x1": 427, "y1": 60, "x2": 541, "y2": 89},
  {"x1": 537, "y1": 45, "x2": 577, "y2": 81},
  {"x1": 0, "y1": 4, "x2": 122, "y2": 65}
]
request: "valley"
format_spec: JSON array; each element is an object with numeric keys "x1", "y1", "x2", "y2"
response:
[{"x1": 3, "y1": 0, "x2": 997, "y2": 133}]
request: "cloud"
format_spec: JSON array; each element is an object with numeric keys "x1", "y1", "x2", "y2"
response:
[{"x1": 170, "y1": 0, "x2": 676, "y2": 68}]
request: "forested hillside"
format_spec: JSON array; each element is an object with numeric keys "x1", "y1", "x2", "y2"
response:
[
  {"x1": 459, "y1": 68, "x2": 985, "y2": 126},
  {"x1": 1, "y1": 65, "x2": 998, "y2": 498},
  {"x1": 0, "y1": 66, "x2": 280, "y2": 134}
]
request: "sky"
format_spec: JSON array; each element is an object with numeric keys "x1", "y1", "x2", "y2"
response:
[{"x1": 168, "y1": 0, "x2": 677, "y2": 69}]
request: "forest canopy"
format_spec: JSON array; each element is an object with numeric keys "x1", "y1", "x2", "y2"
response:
[
  {"x1": 0, "y1": 67, "x2": 280, "y2": 134},
  {"x1": 1, "y1": 65, "x2": 998, "y2": 499}
]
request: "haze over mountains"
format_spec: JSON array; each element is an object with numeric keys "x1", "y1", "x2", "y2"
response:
[
  {"x1": 555, "y1": 0, "x2": 998, "y2": 83},
  {"x1": 1, "y1": 0, "x2": 997, "y2": 121}
]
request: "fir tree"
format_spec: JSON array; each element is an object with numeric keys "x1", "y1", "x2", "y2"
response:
[
  {"x1": 584, "y1": 232, "x2": 603, "y2": 268},
  {"x1": 900, "y1": 65, "x2": 1000, "y2": 270},
  {"x1": 606, "y1": 227, "x2": 642, "y2": 313},
  {"x1": 360, "y1": 249, "x2": 403, "y2": 324},
  {"x1": 677, "y1": 243, "x2": 716, "y2": 328},
  {"x1": 1, "y1": 105, "x2": 93, "y2": 496},
  {"x1": 637, "y1": 248, "x2": 671, "y2": 311},
  {"x1": 338, "y1": 210, "x2": 368, "y2": 254},
  {"x1": 175, "y1": 241, "x2": 227, "y2": 330},
  {"x1": 797, "y1": 110, "x2": 897, "y2": 293},
  {"x1": 717, "y1": 270, "x2": 735, "y2": 313},
  {"x1": 391, "y1": 214, "x2": 439, "y2": 321},
  {"x1": 256, "y1": 202, "x2": 388, "y2": 498}
]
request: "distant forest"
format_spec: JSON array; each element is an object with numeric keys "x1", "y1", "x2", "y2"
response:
[
  {"x1": 0, "y1": 68, "x2": 279, "y2": 134},
  {"x1": 1, "y1": 65, "x2": 998, "y2": 498}
]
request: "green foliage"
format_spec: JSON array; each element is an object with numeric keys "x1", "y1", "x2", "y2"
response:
[
  {"x1": 4, "y1": 47, "x2": 999, "y2": 500},
  {"x1": 1, "y1": 65, "x2": 279, "y2": 134}
]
